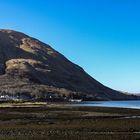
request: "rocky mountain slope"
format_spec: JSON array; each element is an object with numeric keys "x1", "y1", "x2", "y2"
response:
[{"x1": 0, "y1": 29, "x2": 138, "y2": 100}]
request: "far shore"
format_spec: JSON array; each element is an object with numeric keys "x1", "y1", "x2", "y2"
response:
[{"x1": 0, "y1": 100, "x2": 139, "y2": 109}]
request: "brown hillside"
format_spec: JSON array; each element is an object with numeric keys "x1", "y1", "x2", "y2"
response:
[{"x1": 0, "y1": 29, "x2": 137, "y2": 100}]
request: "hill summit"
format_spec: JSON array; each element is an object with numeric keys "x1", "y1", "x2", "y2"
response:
[{"x1": 0, "y1": 29, "x2": 137, "y2": 101}]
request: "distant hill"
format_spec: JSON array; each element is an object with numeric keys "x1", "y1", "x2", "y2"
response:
[{"x1": 0, "y1": 29, "x2": 138, "y2": 101}]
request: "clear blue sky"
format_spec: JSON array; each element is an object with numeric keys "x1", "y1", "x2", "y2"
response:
[{"x1": 0, "y1": 0, "x2": 140, "y2": 93}]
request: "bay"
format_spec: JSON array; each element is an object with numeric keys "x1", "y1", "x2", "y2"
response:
[{"x1": 72, "y1": 100, "x2": 140, "y2": 109}]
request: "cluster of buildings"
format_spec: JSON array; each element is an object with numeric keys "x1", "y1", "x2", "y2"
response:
[
  {"x1": 0, "y1": 95, "x2": 30, "y2": 102},
  {"x1": 0, "y1": 94, "x2": 83, "y2": 102}
]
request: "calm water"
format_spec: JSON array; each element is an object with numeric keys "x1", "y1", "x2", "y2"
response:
[{"x1": 73, "y1": 100, "x2": 140, "y2": 109}]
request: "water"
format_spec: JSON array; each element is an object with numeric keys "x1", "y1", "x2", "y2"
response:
[{"x1": 73, "y1": 100, "x2": 140, "y2": 109}]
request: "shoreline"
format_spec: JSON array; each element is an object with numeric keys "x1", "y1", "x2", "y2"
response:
[
  {"x1": 0, "y1": 103, "x2": 139, "y2": 139},
  {"x1": 0, "y1": 101, "x2": 140, "y2": 110}
]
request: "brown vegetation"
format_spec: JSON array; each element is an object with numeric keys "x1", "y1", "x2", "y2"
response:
[
  {"x1": 0, "y1": 29, "x2": 139, "y2": 100},
  {"x1": 0, "y1": 104, "x2": 139, "y2": 139}
]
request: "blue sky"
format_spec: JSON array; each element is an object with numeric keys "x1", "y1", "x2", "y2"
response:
[{"x1": 0, "y1": 0, "x2": 140, "y2": 93}]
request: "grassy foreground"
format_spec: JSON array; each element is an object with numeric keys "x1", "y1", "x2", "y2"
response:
[{"x1": 0, "y1": 103, "x2": 139, "y2": 140}]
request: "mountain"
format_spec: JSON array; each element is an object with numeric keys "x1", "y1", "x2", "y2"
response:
[{"x1": 0, "y1": 29, "x2": 138, "y2": 101}]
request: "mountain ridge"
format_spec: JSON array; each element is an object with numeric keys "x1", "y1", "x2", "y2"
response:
[{"x1": 0, "y1": 29, "x2": 138, "y2": 101}]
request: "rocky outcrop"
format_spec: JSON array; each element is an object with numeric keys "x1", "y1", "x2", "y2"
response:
[{"x1": 0, "y1": 29, "x2": 138, "y2": 100}]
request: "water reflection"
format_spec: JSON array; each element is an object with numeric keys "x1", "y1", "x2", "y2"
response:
[{"x1": 73, "y1": 100, "x2": 140, "y2": 109}]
